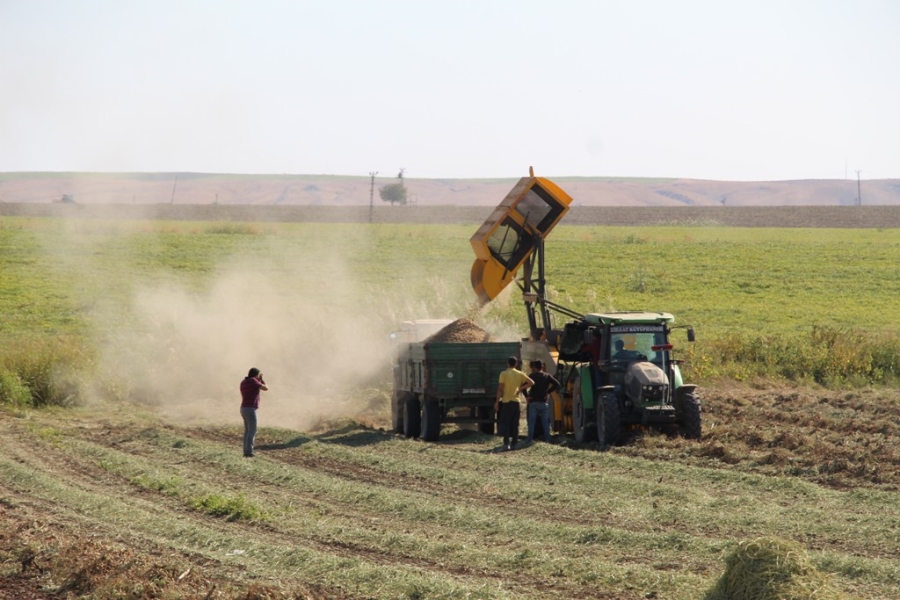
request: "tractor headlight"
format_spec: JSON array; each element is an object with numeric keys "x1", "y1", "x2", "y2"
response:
[{"x1": 642, "y1": 385, "x2": 666, "y2": 402}]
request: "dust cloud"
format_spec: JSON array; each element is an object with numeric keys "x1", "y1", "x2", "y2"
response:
[{"x1": 91, "y1": 232, "x2": 514, "y2": 431}]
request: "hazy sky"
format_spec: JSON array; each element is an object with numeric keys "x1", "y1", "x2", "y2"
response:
[{"x1": 2, "y1": 1, "x2": 898, "y2": 181}]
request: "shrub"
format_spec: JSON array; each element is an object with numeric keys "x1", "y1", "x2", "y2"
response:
[
  {"x1": 0, "y1": 336, "x2": 88, "y2": 407},
  {"x1": 0, "y1": 370, "x2": 31, "y2": 407}
]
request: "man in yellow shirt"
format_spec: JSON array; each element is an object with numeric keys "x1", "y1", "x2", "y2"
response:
[{"x1": 494, "y1": 356, "x2": 533, "y2": 451}]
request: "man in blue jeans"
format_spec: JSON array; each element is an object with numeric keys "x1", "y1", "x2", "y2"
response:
[
  {"x1": 240, "y1": 368, "x2": 268, "y2": 457},
  {"x1": 526, "y1": 360, "x2": 560, "y2": 443}
]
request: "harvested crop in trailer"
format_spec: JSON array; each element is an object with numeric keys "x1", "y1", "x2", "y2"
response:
[{"x1": 424, "y1": 318, "x2": 494, "y2": 343}]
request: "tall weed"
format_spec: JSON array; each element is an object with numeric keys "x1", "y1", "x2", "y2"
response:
[
  {"x1": 690, "y1": 325, "x2": 900, "y2": 386},
  {"x1": 0, "y1": 336, "x2": 89, "y2": 407}
]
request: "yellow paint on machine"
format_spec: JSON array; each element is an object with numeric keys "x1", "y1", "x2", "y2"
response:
[{"x1": 469, "y1": 167, "x2": 573, "y2": 304}]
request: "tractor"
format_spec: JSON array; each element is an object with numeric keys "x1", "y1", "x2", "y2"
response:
[
  {"x1": 543, "y1": 311, "x2": 700, "y2": 444},
  {"x1": 470, "y1": 168, "x2": 701, "y2": 445}
]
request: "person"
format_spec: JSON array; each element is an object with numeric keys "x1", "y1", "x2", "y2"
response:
[
  {"x1": 240, "y1": 368, "x2": 268, "y2": 457},
  {"x1": 525, "y1": 359, "x2": 560, "y2": 443},
  {"x1": 613, "y1": 339, "x2": 631, "y2": 360},
  {"x1": 494, "y1": 356, "x2": 533, "y2": 451}
]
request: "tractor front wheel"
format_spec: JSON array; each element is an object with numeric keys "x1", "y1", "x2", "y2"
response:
[
  {"x1": 678, "y1": 390, "x2": 702, "y2": 439},
  {"x1": 596, "y1": 392, "x2": 621, "y2": 447}
]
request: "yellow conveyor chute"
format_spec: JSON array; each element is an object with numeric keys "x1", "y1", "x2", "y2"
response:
[{"x1": 469, "y1": 167, "x2": 573, "y2": 304}]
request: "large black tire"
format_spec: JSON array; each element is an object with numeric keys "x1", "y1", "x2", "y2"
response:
[
  {"x1": 596, "y1": 392, "x2": 621, "y2": 447},
  {"x1": 391, "y1": 368, "x2": 404, "y2": 434},
  {"x1": 678, "y1": 390, "x2": 702, "y2": 439},
  {"x1": 421, "y1": 397, "x2": 441, "y2": 442},
  {"x1": 391, "y1": 391, "x2": 406, "y2": 434},
  {"x1": 476, "y1": 405, "x2": 495, "y2": 435},
  {"x1": 403, "y1": 395, "x2": 421, "y2": 439},
  {"x1": 572, "y1": 380, "x2": 596, "y2": 443}
]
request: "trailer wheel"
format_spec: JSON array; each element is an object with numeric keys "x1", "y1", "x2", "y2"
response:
[
  {"x1": 403, "y1": 395, "x2": 421, "y2": 439},
  {"x1": 596, "y1": 392, "x2": 621, "y2": 447},
  {"x1": 391, "y1": 390, "x2": 406, "y2": 434},
  {"x1": 678, "y1": 390, "x2": 702, "y2": 439},
  {"x1": 421, "y1": 397, "x2": 441, "y2": 442},
  {"x1": 572, "y1": 380, "x2": 596, "y2": 443},
  {"x1": 476, "y1": 406, "x2": 495, "y2": 435}
]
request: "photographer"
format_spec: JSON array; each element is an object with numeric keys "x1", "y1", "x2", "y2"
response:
[{"x1": 239, "y1": 368, "x2": 268, "y2": 457}]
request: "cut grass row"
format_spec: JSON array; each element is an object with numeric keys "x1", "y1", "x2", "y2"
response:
[{"x1": 3, "y1": 406, "x2": 897, "y2": 598}]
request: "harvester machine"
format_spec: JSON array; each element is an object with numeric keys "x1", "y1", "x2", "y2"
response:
[{"x1": 470, "y1": 168, "x2": 701, "y2": 445}]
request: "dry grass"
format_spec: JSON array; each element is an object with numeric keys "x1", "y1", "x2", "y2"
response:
[
  {"x1": 704, "y1": 537, "x2": 848, "y2": 600},
  {"x1": 1, "y1": 385, "x2": 898, "y2": 599}
]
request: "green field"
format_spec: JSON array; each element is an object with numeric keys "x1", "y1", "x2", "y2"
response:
[
  {"x1": 3, "y1": 217, "x2": 900, "y2": 394},
  {"x1": 2, "y1": 215, "x2": 900, "y2": 599}
]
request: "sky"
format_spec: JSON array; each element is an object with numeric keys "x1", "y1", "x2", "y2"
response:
[{"x1": 1, "y1": 0, "x2": 898, "y2": 181}]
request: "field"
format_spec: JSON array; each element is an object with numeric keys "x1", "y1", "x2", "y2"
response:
[{"x1": 1, "y1": 208, "x2": 899, "y2": 599}]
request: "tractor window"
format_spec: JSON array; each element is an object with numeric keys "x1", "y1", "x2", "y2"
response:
[
  {"x1": 486, "y1": 217, "x2": 534, "y2": 271},
  {"x1": 610, "y1": 329, "x2": 667, "y2": 363},
  {"x1": 515, "y1": 186, "x2": 564, "y2": 234}
]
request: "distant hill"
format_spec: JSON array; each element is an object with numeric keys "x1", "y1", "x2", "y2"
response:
[{"x1": 1, "y1": 172, "x2": 898, "y2": 207}]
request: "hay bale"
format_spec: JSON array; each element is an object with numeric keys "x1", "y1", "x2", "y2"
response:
[
  {"x1": 424, "y1": 318, "x2": 494, "y2": 344},
  {"x1": 704, "y1": 537, "x2": 848, "y2": 600}
]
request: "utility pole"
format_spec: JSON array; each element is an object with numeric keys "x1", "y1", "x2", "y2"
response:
[
  {"x1": 369, "y1": 171, "x2": 378, "y2": 223},
  {"x1": 855, "y1": 170, "x2": 862, "y2": 206}
]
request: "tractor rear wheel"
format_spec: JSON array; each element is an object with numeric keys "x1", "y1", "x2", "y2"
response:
[
  {"x1": 421, "y1": 397, "x2": 441, "y2": 441},
  {"x1": 403, "y1": 395, "x2": 421, "y2": 439},
  {"x1": 596, "y1": 392, "x2": 621, "y2": 447},
  {"x1": 572, "y1": 380, "x2": 596, "y2": 443},
  {"x1": 678, "y1": 390, "x2": 702, "y2": 439}
]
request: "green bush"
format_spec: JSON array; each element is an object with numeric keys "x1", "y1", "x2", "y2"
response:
[{"x1": 0, "y1": 370, "x2": 31, "y2": 407}]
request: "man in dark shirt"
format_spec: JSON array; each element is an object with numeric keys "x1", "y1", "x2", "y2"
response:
[
  {"x1": 525, "y1": 360, "x2": 560, "y2": 443},
  {"x1": 240, "y1": 368, "x2": 268, "y2": 457}
]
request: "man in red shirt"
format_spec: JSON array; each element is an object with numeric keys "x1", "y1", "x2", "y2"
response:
[{"x1": 240, "y1": 368, "x2": 268, "y2": 457}]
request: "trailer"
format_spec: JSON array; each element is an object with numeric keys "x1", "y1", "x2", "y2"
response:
[{"x1": 392, "y1": 340, "x2": 521, "y2": 441}]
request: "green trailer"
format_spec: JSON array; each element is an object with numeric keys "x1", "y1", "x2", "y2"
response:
[{"x1": 392, "y1": 341, "x2": 521, "y2": 441}]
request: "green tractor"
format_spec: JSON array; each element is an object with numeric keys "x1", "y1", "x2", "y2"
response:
[
  {"x1": 545, "y1": 311, "x2": 700, "y2": 445},
  {"x1": 469, "y1": 169, "x2": 701, "y2": 446}
]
